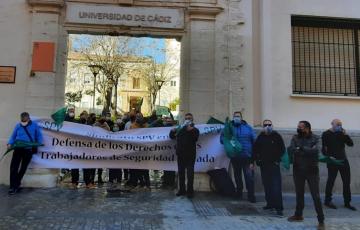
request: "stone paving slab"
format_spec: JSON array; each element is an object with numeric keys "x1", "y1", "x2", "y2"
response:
[{"x1": 0, "y1": 185, "x2": 359, "y2": 230}]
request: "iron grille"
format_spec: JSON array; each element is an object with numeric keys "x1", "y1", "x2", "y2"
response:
[{"x1": 292, "y1": 16, "x2": 360, "y2": 96}]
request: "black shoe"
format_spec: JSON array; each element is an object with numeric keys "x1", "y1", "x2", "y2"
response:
[
  {"x1": 187, "y1": 192, "x2": 194, "y2": 199},
  {"x1": 8, "y1": 188, "x2": 16, "y2": 195},
  {"x1": 345, "y1": 204, "x2": 357, "y2": 211},
  {"x1": 263, "y1": 205, "x2": 273, "y2": 210},
  {"x1": 176, "y1": 191, "x2": 186, "y2": 196},
  {"x1": 248, "y1": 197, "x2": 256, "y2": 203},
  {"x1": 324, "y1": 202, "x2": 337, "y2": 209},
  {"x1": 276, "y1": 210, "x2": 283, "y2": 216}
]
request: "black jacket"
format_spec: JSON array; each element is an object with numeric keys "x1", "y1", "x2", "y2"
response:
[
  {"x1": 169, "y1": 126, "x2": 200, "y2": 162},
  {"x1": 253, "y1": 131, "x2": 285, "y2": 166},
  {"x1": 288, "y1": 133, "x2": 320, "y2": 171},
  {"x1": 322, "y1": 130, "x2": 353, "y2": 160}
]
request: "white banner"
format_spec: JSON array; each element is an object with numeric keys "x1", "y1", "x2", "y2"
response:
[{"x1": 30, "y1": 119, "x2": 229, "y2": 172}]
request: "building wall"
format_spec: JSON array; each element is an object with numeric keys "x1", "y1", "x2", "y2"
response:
[{"x1": 260, "y1": 0, "x2": 360, "y2": 130}]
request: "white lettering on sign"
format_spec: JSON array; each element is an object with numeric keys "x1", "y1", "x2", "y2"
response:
[{"x1": 66, "y1": 3, "x2": 185, "y2": 29}]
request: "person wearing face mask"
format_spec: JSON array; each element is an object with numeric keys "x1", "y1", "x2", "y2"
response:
[
  {"x1": 253, "y1": 120, "x2": 285, "y2": 216},
  {"x1": 129, "y1": 112, "x2": 150, "y2": 190},
  {"x1": 108, "y1": 123, "x2": 123, "y2": 188},
  {"x1": 170, "y1": 113, "x2": 200, "y2": 198},
  {"x1": 83, "y1": 113, "x2": 97, "y2": 188},
  {"x1": 79, "y1": 111, "x2": 88, "y2": 124},
  {"x1": 322, "y1": 119, "x2": 356, "y2": 211},
  {"x1": 220, "y1": 111, "x2": 257, "y2": 203},
  {"x1": 94, "y1": 117, "x2": 111, "y2": 185},
  {"x1": 65, "y1": 107, "x2": 80, "y2": 188},
  {"x1": 287, "y1": 121, "x2": 325, "y2": 230},
  {"x1": 105, "y1": 112, "x2": 114, "y2": 131},
  {"x1": 7, "y1": 112, "x2": 43, "y2": 195}
]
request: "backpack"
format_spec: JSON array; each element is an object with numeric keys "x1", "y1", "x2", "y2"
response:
[{"x1": 207, "y1": 168, "x2": 236, "y2": 197}]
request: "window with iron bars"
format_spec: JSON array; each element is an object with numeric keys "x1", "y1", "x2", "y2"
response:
[{"x1": 292, "y1": 16, "x2": 360, "y2": 96}]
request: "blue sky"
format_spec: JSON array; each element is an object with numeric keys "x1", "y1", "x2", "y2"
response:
[{"x1": 71, "y1": 34, "x2": 166, "y2": 63}]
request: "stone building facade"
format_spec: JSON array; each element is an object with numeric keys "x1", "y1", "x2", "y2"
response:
[{"x1": 0, "y1": 0, "x2": 360, "y2": 193}]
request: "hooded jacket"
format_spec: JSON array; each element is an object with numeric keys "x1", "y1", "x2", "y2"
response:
[{"x1": 220, "y1": 120, "x2": 256, "y2": 159}]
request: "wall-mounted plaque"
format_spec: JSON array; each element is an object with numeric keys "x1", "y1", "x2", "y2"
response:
[{"x1": 0, "y1": 66, "x2": 16, "y2": 83}]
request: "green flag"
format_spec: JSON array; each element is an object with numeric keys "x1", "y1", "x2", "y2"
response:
[
  {"x1": 1, "y1": 141, "x2": 43, "y2": 161},
  {"x1": 206, "y1": 117, "x2": 224, "y2": 125},
  {"x1": 51, "y1": 107, "x2": 67, "y2": 129},
  {"x1": 318, "y1": 155, "x2": 344, "y2": 166}
]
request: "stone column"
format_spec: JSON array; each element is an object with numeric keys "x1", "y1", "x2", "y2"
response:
[
  {"x1": 180, "y1": 6, "x2": 223, "y2": 124},
  {"x1": 23, "y1": 0, "x2": 65, "y2": 188}
]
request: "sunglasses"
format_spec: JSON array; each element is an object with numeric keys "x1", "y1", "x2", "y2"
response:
[{"x1": 263, "y1": 124, "x2": 272, "y2": 127}]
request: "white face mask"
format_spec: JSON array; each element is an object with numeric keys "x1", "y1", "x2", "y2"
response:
[
  {"x1": 116, "y1": 119, "x2": 122, "y2": 123},
  {"x1": 183, "y1": 119, "x2": 192, "y2": 127},
  {"x1": 69, "y1": 112, "x2": 75, "y2": 117},
  {"x1": 21, "y1": 121, "x2": 29, "y2": 126}
]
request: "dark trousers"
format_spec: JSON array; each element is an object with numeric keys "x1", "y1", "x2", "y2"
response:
[
  {"x1": 325, "y1": 159, "x2": 351, "y2": 204},
  {"x1": 97, "y1": 168, "x2": 103, "y2": 182},
  {"x1": 123, "y1": 169, "x2": 129, "y2": 180},
  {"x1": 128, "y1": 169, "x2": 140, "y2": 186},
  {"x1": 10, "y1": 148, "x2": 33, "y2": 189},
  {"x1": 293, "y1": 167, "x2": 324, "y2": 223},
  {"x1": 138, "y1": 170, "x2": 150, "y2": 187},
  {"x1": 260, "y1": 163, "x2": 283, "y2": 211},
  {"x1": 71, "y1": 169, "x2": 79, "y2": 184},
  {"x1": 178, "y1": 158, "x2": 195, "y2": 193},
  {"x1": 83, "y1": 169, "x2": 95, "y2": 185},
  {"x1": 231, "y1": 157, "x2": 255, "y2": 199},
  {"x1": 163, "y1": 171, "x2": 176, "y2": 186},
  {"x1": 109, "y1": 169, "x2": 123, "y2": 183}
]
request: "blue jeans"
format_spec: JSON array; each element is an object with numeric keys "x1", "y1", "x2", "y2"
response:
[
  {"x1": 260, "y1": 163, "x2": 283, "y2": 211},
  {"x1": 231, "y1": 157, "x2": 255, "y2": 199}
]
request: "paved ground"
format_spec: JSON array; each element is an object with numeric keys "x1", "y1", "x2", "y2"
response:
[{"x1": 0, "y1": 183, "x2": 359, "y2": 230}]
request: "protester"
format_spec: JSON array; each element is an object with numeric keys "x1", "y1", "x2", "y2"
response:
[
  {"x1": 162, "y1": 116, "x2": 176, "y2": 188},
  {"x1": 287, "y1": 121, "x2": 325, "y2": 230},
  {"x1": 105, "y1": 112, "x2": 114, "y2": 131},
  {"x1": 220, "y1": 111, "x2": 256, "y2": 203},
  {"x1": 83, "y1": 112, "x2": 96, "y2": 188},
  {"x1": 170, "y1": 113, "x2": 199, "y2": 198},
  {"x1": 108, "y1": 119, "x2": 123, "y2": 187},
  {"x1": 322, "y1": 119, "x2": 356, "y2": 211},
  {"x1": 7, "y1": 112, "x2": 43, "y2": 195},
  {"x1": 65, "y1": 107, "x2": 80, "y2": 188},
  {"x1": 130, "y1": 112, "x2": 150, "y2": 190},
  {"x1": 253, "y1": 120, "x2": 285, "y2": 216},
  {"x1": 94, "y1": 116, "x2": 111, "y2": 184}
]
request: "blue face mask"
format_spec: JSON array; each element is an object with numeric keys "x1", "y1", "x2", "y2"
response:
[
  {"x1": 233, "y1": 117, "x2": 241, "y2": 124},
  {"x1": 265, "y1": 126, "x2": 273, "y2": 133},
  {"x1": 334, "y1": 125, "x2": 343, "y2": 133}
]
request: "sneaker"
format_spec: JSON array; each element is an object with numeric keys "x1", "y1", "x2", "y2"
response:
[
  {"x1": 176, "y1": 191, "x2": 186, "y2": 196},
  {"x1": 8, "y1": 188, "x2": 16, "y2": 195},
  {"x1": 324, "y1": 202, "x2": 337, "y2": 209},
  {"x1": 287, "y1": 215, "x2": 304, "y2": 222},
  {"x1": 317, "y1": 223, "x2": 325, "y2": 230},
  {"x1": 345, "y1": 204, "x2": 357, "y2": 211}
]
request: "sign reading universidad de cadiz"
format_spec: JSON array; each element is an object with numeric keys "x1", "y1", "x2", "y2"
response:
[{"x1": 66, "y1": 3, "x2": 185, "y2": 29}]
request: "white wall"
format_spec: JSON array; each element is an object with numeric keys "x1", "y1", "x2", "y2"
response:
[
  {"x1": 0, "y1": 0, "x2": 32, "y2": 184},
  {"x1": 261, "y1": 0, "x2": 360, "y2": 130}
]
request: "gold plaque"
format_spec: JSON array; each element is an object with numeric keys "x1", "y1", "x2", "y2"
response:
[{"x1": 0, "y1": 66, "x2": 16, "y2": 83}]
